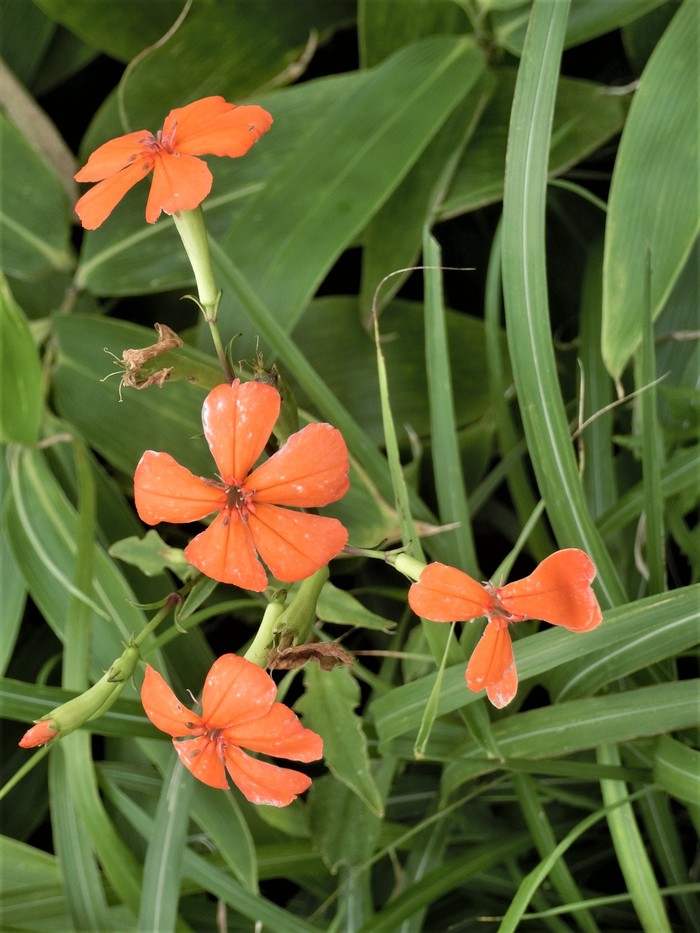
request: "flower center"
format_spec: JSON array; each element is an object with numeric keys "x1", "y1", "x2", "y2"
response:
[
  {"x1": 225, "y1": 483, "x2": 255, "y2": 522},
  {"x1": 484, "y1": 582, "x2": 528, "y2": 626},
  {"x1": 141, "y1": 126, "x2": 177, "y2": 156}
]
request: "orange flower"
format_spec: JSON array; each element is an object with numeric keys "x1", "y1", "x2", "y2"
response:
[
  {"x1": 408, "y1": 549, "x2": 602, "y2": 708},
  {"x1": 74, "y1": 96, "x2": 273, "y2": 229},
  {"x1": 134, "y1": 380, "x2": 349, "y2": 590},
  {"x1": 141, "y1": 655, "x2": 322, "y2": 804}
]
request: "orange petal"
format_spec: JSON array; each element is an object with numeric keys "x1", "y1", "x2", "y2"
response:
[
  {"x1": 201, "y1": 381, "x2": 280, "y2": 485},
  {"x1": 247, "y1": 423, "x2": 350, "y2": 507},
  {"x1": 184, "y1": 509, "x2": 269, "y2": 590},
  {"x1": 248, "y1": 503, "x2": 348, "y2": 582},
  {"x1": 200, "y1": 654, "x2": 276, "y2": 728},
  {"x1": 19, "y1": 719, "x2": 58, "y2": 748},
  {"x1": 164, "y1": 97, "x2": 273, "y2": 156},
  {"x1": 486, "y1": 662, "x2": 519, "y2": 709},
  {"x1": 223, "y1": 744, "x2": 312, "y2": 806},
  {"x1": 465, "y1": 621, "x2": 518, "y2": 708},
  {"x1": 75, "y1": 158, "x2": 152, "y2": 230},
  {"x1": 408, "y1": 562, "x2": 494, "y2": 623},
  {"x1": 140, "y1": 664, "x2": 203, "y2": 737},
  {"x1": 173, "y1": 735, "x2": 228, "y2": 789},
  {"x1": 134, "y1": 450, "x2": 225, "y2": 525},
  {"x1": 498, "y1": 549, "x2": 602, "y2": 631},
  {"x1": 225, "y1": 703, "x2": 323, "y2": 762},
  {"x1": 145, "y1": 151, "x2": 212, "y2": 222},
  {"x1": 74, "y1": 131, "x2": 152, "y2": 181}
]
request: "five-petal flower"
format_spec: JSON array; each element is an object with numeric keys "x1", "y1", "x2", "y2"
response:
[
  {"x1": 141, "y1": 654, "x2": 322, "y2": 804},
  {"x1": 408, "y1": 549, "x2": 602, "y2": 708},
  {"x1": 74, "y1": 96, "x2": 272, "y2": 229},
  {"x1": 134, "y1": 379, "x2": 350, "y2": 590}
]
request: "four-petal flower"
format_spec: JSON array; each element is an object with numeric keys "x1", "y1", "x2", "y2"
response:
[
  {"x1": 134, "y1": 380, "x2": 350, "y2": 590},
  {"x1": 408, "y1": 549, "x2": 602, "y2": 708},
  {"x1": 141, "y1": 654, "x2": 322, "y2": 804},
  {"x1": 74, "y1": 96, "x2": 272, "y2": 229}
]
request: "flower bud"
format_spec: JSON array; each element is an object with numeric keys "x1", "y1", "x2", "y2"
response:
[{"x1": 18, "y1": 644, "x2": 140, "y2": 749}]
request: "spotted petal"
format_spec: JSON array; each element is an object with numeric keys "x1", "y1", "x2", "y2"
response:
[
  {"x1": 74, "y1": 131, "x2": 151, "y2": 182},
  {"x1": 408, "y1": 562, "x2": 494, "y2": 623},
  {"x1": 173, "y1": 735, "x2": 228, "y2": 789},
  {"x1": 184, "y1": 509, "x2": 269, "y2": 590},
  {"x1": 75, "y1": 158, "x2": 153, "y2": 230},
  {"x1": 223, "y1": 744, "x2": 312, "y2": 807},
  {"x1": 465, "y1": 621, "x2": 518, "y2": 709},
  {"x1": 200, "y1": 654, "x2": 276, "y2": 729},
  {"x1": 146, "y1": 151, "x2": 213, "y2": 223},
  {"x1": 164, "y1": 96, "x2": 273, "y2": 157},
  {"x1": 225, "y1": 702, "x2": 323, "y2": 761},
  {"x1": 249, "y1": 503, "x2": 348, "y2": 582},
  {"x1": 498, "y1": 549, "x2": 602, "y2": 631},
  {"x1": 201, "y1": 381, "x2": 280, "y2": 485},
  {"x1": 140, "y1": 664, "x2": 203, "y2": 737},
  {"x1": 134, "y1": 450, "x2": 225, "y2": 525},
  {"x1": 247, "y1": 423, "x2": 349, "y2": 507}
]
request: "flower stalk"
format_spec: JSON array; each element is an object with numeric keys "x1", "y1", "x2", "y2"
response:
[{"x1": 172, "y1": 207, "x2": 232, "y2": 383}]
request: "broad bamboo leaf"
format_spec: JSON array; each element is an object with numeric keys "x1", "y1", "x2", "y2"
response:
[
  {"x1": 219, "y1": 36, "x2": 484, "y2": 351},
  {"x1": 493, "y1": 0, "x2": 667, "y2": 55},
  {"x1": 441, "y1": 69, "x2": 625, "y2": 217},
  {"x1": 0, "y1": 114, "x2": 73, "y2": 279},
  {"x1": 0, "y1": 280, "x2": 43, "y2": 445}
]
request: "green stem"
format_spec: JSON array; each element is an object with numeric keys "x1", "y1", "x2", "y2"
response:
[
  {"x1": 244, "y1": 591, "x2": 288, "y2": 667},
  {"x1": 172, "y1": 207, "x2": 232, "y2": 383},
  {"x1": 133, "y1": 594, "x2": 182, "y2": 652}
]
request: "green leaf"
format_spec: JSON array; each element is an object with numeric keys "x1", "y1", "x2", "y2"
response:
[
  {"x1": 95, "y1": 0, "x2": 355, "y2": 131},
  {"x1": 423, "y1": 232, "x2": 477, "y2": 574},
  {"x1": 220, "y1": 36, "x2": 485, "y2": 349},
  {"x1": 359, "y1": 0, "x2": 468, "y2": 67},
  {"x1": 317, "y1": 582, "x2": 395, "y2": 631},
  {"x1": 291, "y1": 298, "x2": 498, "y2": 446},
  {"x1": 0, "y1": 283, "x2": 42, "y2": 445},
  {"x1": 139, "y1": 756, "x2": 195, "y2": 933},
  {"x1": 32, "y1": 0, "x2": 185, "y2": 61},
  {"x1": 109, "y1": 529, "x2": 191, "y2": 579},
  {"x1": 0, "y1": 113, "x2": 73, "y2": 278},
  {"x1": 50, "y1": 740, "x2": 111, "y2": 930},
  {"x1": 359, "y1": 69, "x2": 494, "y2": 321},
  {"x1": 5, "y1": 445, "x2": 148, "y2": 677},
  {"x1": 0, "y1": 1, "x2": 54, "y2": 85},
  {"x1": 602, "y1": 0, "x2": 700, "y2": 377},
  {"x1": 0, "y1": 458, "x2": 26, "y2": 674},
  {"x1": 500, "y1": 0, "x2": 625, "y2": 608},
  {"x1": 493, "y1": 0, "x2": 668, "y2": 56},
  {"x1": 298, "y1": 665, "x2": 384, "y2": 816},
  {"x1": 309, "y1": 770, "x2": 388, "y2": 871},
  {"x1": 441, "y1": 69, "x2": 625, "y2": 217},
  {"x1": 356, "y1": 836, "x2": 530, "y2": 933},
  {"x1": 442, "y1": 680, "x2": 700, "y2": 793},
  {"x1": 653, "y1": 735, "x2": 700, "y2": 806}
]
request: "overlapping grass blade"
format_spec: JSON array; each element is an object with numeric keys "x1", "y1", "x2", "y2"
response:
[{"x1": 500, "y1": 0, "x2": 625, "y2": 608}]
